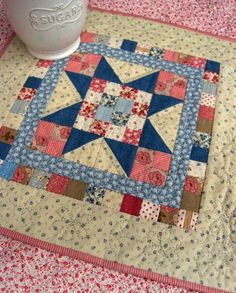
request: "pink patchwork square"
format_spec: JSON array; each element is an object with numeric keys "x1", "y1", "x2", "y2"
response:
[
  {"x1": 122, "y1": 128, "x2": 142, "y2": 146},
  {"x1": 36, "y1": 59, "x2": 54, "y2": 68},
  {"x1": 31, "y1": 121, "x2": 71, "y2": 157},
  {"x1": 65, "y1": 53, "x2": 101, "y2": 76},
  {"x1": 163, "y1": 50, "x2": 179, "y2": 62},
  {"x1": 79, "y1": 101, "x2": 98, "y2": 118},
  {"x1": 152, "y1": 151, "x2": 172, "y2": 171},
  {"x1": 90, "y1": 78, "x2": 107, "y2": 93},
  {"x1": 198, "y1": 105, "x2": 215, "y2": 121},
  {"x1": 155, "y1": 70, "x2": 187, "y2": 101},
  {"x1": 65, "y1": 60, "x2": 87, "y2": 74},
  {"x1": 17, "y1": 87, "x2": 37, "y2": 100},
  {"x1": 129, "y1": 148, "x2": 169, "y2": 186},
  {"x1": 80, "y1": 32, "x2": 96, "y2": 43},
  {"x1": 83, "y1": 54, "x2": 102, "y2": 66},
  {"x1": 45, "y1": 139, "x2": 66, "y2": 157},
  {"x1": 169, "y1": 80, "x2": 187, "y2": 100},
  {"x1": 89, "y1": 120, "x2": 109, "y2": 136},
  {"x1": 139, "y1": 200, "x2": 160, "y2": 221},
  {"x1": 46, "y1": 174, "x2": 69, "y2": 194},
  {"x1": 35, "y1": 121, "x2": 56, "y2": 139}
]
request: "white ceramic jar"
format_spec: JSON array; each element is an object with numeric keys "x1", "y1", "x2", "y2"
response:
[{"x1": 6, "y1": 0, "x2": 88, "y2": 60}]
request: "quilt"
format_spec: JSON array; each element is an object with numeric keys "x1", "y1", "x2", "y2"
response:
[
  {"x1": 0, "y1": 9, "x2": 235, "y2": 293},
  {"x1": 0, "y1": 32, "x2": 219, "y2": 231}
]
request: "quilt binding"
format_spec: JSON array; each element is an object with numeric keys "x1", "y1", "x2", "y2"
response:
[{"x1": 0, "y1": 226, "x2": 232, "y2": 293}]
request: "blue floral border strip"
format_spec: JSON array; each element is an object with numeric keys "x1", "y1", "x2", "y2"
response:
[{"x1": 4, "y1": 43, "x2": 203, "y2": 208}]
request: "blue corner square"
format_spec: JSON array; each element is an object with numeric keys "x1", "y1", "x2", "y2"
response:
[
  {"x1": 205, "y1": 60, "x2": 220, "y2": 74},
  {"x1": 121, "y1": 39, "x2": 138, "y2": 52},
  {"x1": 115, "y1": 98, "x2": 134, "y2": 114},
  {"x1": 24, "y1": 76, "x2": 42, "y2": 89},
  {"x1": 0, "y1": 160, "x2": 17, "y2": 180},
  {"x1": 190, "y1": 146, "x2": 209, "y2": 163},
  {"x1": 0, "y1": 142, "x2": 11, "y2": 160},
  {"x1": 95, "y1": 105, "x2": 113, "y2": 122}
]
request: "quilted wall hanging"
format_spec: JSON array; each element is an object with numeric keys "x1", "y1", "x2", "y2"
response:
[
  {"x1": 0, "y1": 32, "x2": 219, "y2": 231},
  {"x1": 0, "y1": 8, "x2": 235, "y2": 293}
]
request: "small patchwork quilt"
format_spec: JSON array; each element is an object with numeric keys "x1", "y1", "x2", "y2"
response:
[{"x1": 0, "y1": 32, "x2": 220, "y2": 231}]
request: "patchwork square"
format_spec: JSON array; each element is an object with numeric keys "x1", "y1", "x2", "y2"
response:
[
  {"x1": 10, "y1": 99, "x2": 30, "y2": 115},
  {"x1": 100, "y1": 93, "x2": 118, "y2": 107},
  {"x1": 17, "y1": 87, "x2": 37, "y2": 100},
  {"x1": 29, "y1": 169, "x2": 51, "y2": 189},
  {"x1": 120, "y1": 194, "x2": 143, "y2": 216},
  {"x1": 12, "y1": 165, "x2": 33, "y2": 185},
  {"x1": 155, "y1": 70, "x2": 187, "y2": 100},
  {"x1": 95, "y1": 105, "x2": 113, "y2": 122},
  {"x1": 111, "y1": 111, "x2": 130, "y2": 126},
  {"x1": 30, "y1": 121, "x2": 72, "y2": 157},
  {"x1": 65, "y1": 52, "x2": 102, "y2": 76},
  {"x1": 129, "y1": 148, "x2": 172, "y2": 186},
  {"x1": 46, "y1": 174, "x2": 69, "y2": 194},
  {"x1": 0, "y1": 126, "x2": 17, "y2": 145},
  {"x1": 114, "y1": 99, "x2": 133, "y2": 114}
]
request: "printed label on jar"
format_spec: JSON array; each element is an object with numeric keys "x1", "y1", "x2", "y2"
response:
[{"x1": 29, "y1": 0, "x2": 83, "y2": 31}]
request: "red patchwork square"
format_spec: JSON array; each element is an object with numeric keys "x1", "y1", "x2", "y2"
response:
[
  {"x1": 131, "y1": 101, "x2": 149, "y2": 118},
  {"x1": 120, "y1": 194, "x2": 143, "y2": 216},
  {"x1": 17, "y1": 87, "x2": 37, "y2": 100},
  {"x1": 89, "y1": 120, "x2": 109, "y2": 136},
  {"x1": 204, "y1": 71, "x2": 219, "y2": 84},
  {"x1": 90, "y1": 78, "x2": 107, "y2": 93},
  {"x1": 120, "y1": 85, "x2": 138, "y2": 100},
  {"x1": 34, "y1": 121, "x2": 56, "y2": 139},
  {"x1": 83, "y1": 54, "x2": 102, "y2": 66},
  {"x1": 198, "y1": 105, "x2": 215, "y2": 120},
  {"x1": 12, "y1": 166, "x2": 33, "y2": 185},
  {"x1": 122, "y1": 128, "x2": 142, "y2": 146},
  {"x1": 164, "y1": 50, "x2": 206, "y2": 69},
  {"x1": 79, "y1": 101, "x2": 99, "y2": 118},
  {"x1": 46, "y1": 174, "x2": 69, "y2": 194}
]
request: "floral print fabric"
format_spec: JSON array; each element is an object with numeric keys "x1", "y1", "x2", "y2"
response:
[
  {"x1": 0, "y1": 234, "x2": 200, "y2": 293},
  {"x1": 89, "y1": 0, "x2": 236, "y2": 40}
]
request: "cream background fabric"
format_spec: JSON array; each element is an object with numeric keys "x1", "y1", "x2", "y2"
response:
[{"x1": 0, "y1": 11, "x2": 236, "y2": 291}]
